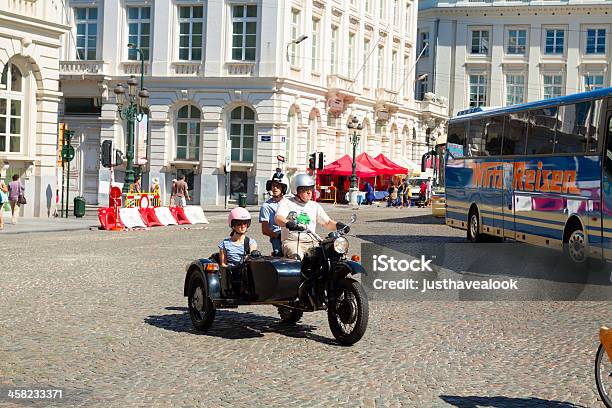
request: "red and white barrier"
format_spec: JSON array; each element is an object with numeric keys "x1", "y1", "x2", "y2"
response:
[
  {"x1": 183, "y1": 205, "x2": 209, "y2": 224},
  {"x1": 139, "y1": 207, "x2": 164, "y2": 227},
  {"x1": 169, "y1": 206, "x2": 190, "y2": 225},
  {"x1": 119, "y1": 208, "x2": 148, "y2": 229},
  {"x1": 154, "y1": 207, "x2": 178, "y2": 226},
  {"x1": 98, "y1": 205, "x2": 210, "y2": 230}
]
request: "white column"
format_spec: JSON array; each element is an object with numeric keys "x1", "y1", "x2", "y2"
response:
[
  {"x1": 151, "y1": 0, "x2": 172, "y2": 76},
  {"x1": 100, "y1": 0, "x2": 120, "y2": 76},
  {"x1": 489, "y1": 24, "x2": 504, "y2": 107},
  {"x1": 566, "y1": 22, "x2": 581, "y2": 95},
  {"x1": 527, "y1": 23, "x2": 542, "y2": 102}
]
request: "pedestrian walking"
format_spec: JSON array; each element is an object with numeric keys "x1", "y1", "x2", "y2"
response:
[
  {"x1": 8, "y1": 174, "x2": 25, "y2": 224},
  {"x1": 0, "y1": 178, "x2": 8, "y2": 230},
  {"x1": 133, "y1": 176, "x2": 142, "y2": 193},
  {"x1": 426, "y1": 177, "x2": 433, "y2": 207},
  {"x1": 173, "y1": 175, "x2": 190, "y2": 207},
  {"x1": 170, "y1": 178, "x2": 177, "y2": 206}
]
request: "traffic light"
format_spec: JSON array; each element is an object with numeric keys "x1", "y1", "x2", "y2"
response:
[
  {"x1": 308, "y1": 153, "x2": 316, "y2": 170},
  {"x1": 101, "y1": 140, "x2": 112, "y2": 168},
  {"x1": 317, "y1": 152, "x2": 324, "y2": 171}
]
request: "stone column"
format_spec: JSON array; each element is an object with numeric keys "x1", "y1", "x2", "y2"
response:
[{"x1": 201, "y1": 119, "x2": 223, "y2": 205}]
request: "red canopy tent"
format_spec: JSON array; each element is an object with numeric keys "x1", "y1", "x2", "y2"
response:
[
  {"x1": 374, "y1": 154, "x2": 409, "y2": 174},
  {"x1": 356, "y1": 152, "x2": 397, "y2": 175},
  {"x1": 318, "y1": 154, "x2": 377, "y2": 177}
]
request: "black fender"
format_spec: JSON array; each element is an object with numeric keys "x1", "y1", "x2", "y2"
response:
[
  {"x1": 333, "y1": 260, "x2": 367, "y2": 280},
  {"x1": 183, "y1": 258, "x2": 221, "y2": 300}
]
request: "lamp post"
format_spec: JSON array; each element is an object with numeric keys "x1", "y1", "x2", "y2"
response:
[
  {"x1": 285, "y1": 34, "x2": 308, "y2": 64},
  {"x1": 113, "y1": 44, "x2": 149, "y2": 194},
  {"x1": 347, "y1": 116, "x2": 363, "y2": 207}
]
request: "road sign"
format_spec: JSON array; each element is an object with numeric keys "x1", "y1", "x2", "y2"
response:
[
  {"x1": 61, "y1": 145, "x2": 75, "y2": 162},
  {"x1": 276, "y1": 155, "x2": 285, "y2": 163}
]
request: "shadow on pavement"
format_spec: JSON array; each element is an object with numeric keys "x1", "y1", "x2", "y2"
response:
[
  {"x1": 144, "y1": 306, "x2": 340, "y2": 346},
  {"x1": 439, "y1": 395, "x2": 585, "y2": 408},
  {"x1": 366, "y1": 214, "x2": 446, "y2": 225},
  {"x1": 358, "y1": 234, "x2": 466, "y2": 245}
]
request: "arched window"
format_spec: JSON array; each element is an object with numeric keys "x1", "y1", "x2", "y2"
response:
[
  {"x1": 286, "y1": 109, "x2": 297, "y2": 164},
  {"x1": 176, "y1": 105, "x2": 201, "y2": 160},
  {"x1": 230, "y1": 106, "x2": 255, "y2": 162},
  {"x1": 0, "y1": 63, "x2": 23, "y2": 153}
]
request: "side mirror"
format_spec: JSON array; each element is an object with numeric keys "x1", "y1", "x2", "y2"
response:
[{"x1": 287, "y1": 211, "x2": 297, "y2": 221}]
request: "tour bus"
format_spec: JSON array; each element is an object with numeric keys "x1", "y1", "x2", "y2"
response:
[{"x1": 444, "y1": 87, "x2": 612, "y2": 263}]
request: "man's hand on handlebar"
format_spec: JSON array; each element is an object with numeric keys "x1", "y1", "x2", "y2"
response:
[
  {"x1": 336, "y1": 222, "x2": 350, "y2": 233},
  {"x1": 286, "y1": 220, "x2": 307, "y2": 232}
]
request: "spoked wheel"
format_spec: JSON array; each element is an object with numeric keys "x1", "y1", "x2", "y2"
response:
[
  {"x1": 467, "y1": 209, "x2": 481, "y2": 243},
  {"x1": 596, "y1": 344, "x2": 612, "y2": 407},
  {"x1": 328, "y1": 278, "x2": 369, "y2": 346},
  {"x1": 188, "y1": 274, "x2": 216, "y2": 331},
  {"x1": 277, "y1": 306, "x2": 303, "y2": 324},
  {"x1": 566, "y1": 228, "x2": 587, "y2": 264}
]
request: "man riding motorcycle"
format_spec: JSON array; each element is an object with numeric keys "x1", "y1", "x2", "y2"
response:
[
  {"x1": 275, "y1": 173, "x2": 348, "y2": 260},
  {"x1": 259, "y1": 172, "x2": 289, "y2": 256}
]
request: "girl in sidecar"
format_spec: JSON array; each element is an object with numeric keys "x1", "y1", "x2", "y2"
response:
[{"x1": 218, "y1": 207, "x2": 258, "y2": 268}]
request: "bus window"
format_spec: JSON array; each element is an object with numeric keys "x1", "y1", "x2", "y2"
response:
[
  {"x1": 483, "y1": 116, "x2": 503, "y2": 156},
  {"x1": 555, "y1": 102, "x2": 592, "y2": 154},
  {"x1": 467, "y1": 119, "x2": 485, "y2": 156},
  {"x1": 526, "y1": 107, "x2": 557, "y2": 155},
  {"x1": 604, "y1": 115, "x2": 612, "y2": 179},
  {"x1": 587, "y1": 99, "x2": 603, "y2": 153},
  {"x1": 502, "y1": 112, "x2": 528, "y2": 156},
  {"x1": 447, "y1": 122, "x2": 467, "y2": 157}
]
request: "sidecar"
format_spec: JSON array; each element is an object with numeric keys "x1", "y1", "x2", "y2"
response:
[{"x1": 183, "y1": 255, "x2": 302, "y2": 331}]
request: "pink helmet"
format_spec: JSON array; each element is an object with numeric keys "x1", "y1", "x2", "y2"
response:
[{"x1": 228, "y1": 207, "x2": 252, "y2": 227}]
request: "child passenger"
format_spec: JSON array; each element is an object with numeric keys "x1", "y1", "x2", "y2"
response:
[{"x1": 218, "y1": 207, "x2": 258, "y2": 268}]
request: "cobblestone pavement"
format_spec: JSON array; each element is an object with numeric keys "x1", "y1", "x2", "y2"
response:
[{"x1": 0, "y1": 206, "x2": 609, "y2": 407}]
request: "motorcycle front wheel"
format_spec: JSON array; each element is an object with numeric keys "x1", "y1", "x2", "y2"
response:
[
  {"x1": 188, "y1": 273, "x2": 216, "y2": 332},
  {"x1": 327, "y1": 278, "x2": 369, "y2": 346},
  {"x1": 596, "y1": 343, "x2": 612, "y2": 408}
]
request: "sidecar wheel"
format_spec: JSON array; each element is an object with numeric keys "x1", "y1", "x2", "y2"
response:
[
  {"x1": 328, "y1": 278, "x2": 369, "y2": 346},
  {"x1": 188, "y1": 274, "x2": 216, "y2": 332},
  {"x1": 277, "y1": 306, "x2": 303, "y2": 324}
]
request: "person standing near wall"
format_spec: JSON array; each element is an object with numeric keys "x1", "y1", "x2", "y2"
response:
[
  {"x1": 8, "y1": 174, "x2": 24, "y2": 224},
  {"x1": 173, "y1": 175, "x2": 190, "y2": 207},
  {"x1": 0, "y1": 177, "x2": 8, "y2": 230}
]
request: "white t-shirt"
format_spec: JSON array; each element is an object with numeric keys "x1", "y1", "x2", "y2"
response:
[{"x1": 276, "y1": 197, "x2": 331, "y2": 242}]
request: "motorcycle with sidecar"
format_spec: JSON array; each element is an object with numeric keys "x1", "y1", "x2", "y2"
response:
[{"x1": 183, "y1": 213, "x2": 369, "y2": 345}]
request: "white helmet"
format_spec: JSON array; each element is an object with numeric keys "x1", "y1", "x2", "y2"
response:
[
  {"x1": 266, "y1": 173, "x2": 289, "y2": 195},
  {"x1": 290, "y1": 173, "x2": 315, "y2": 195}
]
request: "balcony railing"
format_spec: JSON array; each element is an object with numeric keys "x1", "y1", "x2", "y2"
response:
[
  {"x1": 172, "y1": 62, "x2": 202, "y2": 76},
  {"x1": 226, "y1": 62, "x2": 256, "y2": 76},
  {"x1": 60, "y1": 60, "x2": 105, "y2": 75},
  {"x1": 375, "y1": 88, "x2": 399, "y2": 104},
  {"x1": 326, "y1": 74, "x2": 356, "y2": 93},
  {"x1": 121, "y1": 61, "x2": 149, "y2": 76}
]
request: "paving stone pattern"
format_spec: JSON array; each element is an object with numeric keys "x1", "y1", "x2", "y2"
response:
[{"x1": 0, "y1": 207, "x2": 608, "y2": 407}]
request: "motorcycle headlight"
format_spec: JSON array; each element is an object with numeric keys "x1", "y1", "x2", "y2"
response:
[{"x1": 333, "y1": 237, "x2": 349, "y2": 254}]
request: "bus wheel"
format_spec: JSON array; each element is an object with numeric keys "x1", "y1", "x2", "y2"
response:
[
  {"x1": 467, "y1": 209, "x2": 481, "y2": 243},
  {"x1": 565, "y1": 227, "x2": 587, "y2": 264}
]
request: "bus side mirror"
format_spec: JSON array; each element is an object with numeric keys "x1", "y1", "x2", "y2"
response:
[{"x1": 421, "y1": 153, "x2": 428, "y2": 173}]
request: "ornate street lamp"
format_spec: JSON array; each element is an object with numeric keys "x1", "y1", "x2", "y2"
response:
[
  {"x1": 113, "y1": 44, "x2": 149, "y2": 193},
  {"x1": 347, "y1": 115, "x2": 363, "y2": 207}
]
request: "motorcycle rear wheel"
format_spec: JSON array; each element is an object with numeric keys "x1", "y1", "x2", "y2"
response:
[
  {"x1": 596, "y1": 343, "x2": 612, "y2": 408},
  {"x1": 277, "y1": 306, "x2": 303, "y2": 324},
  {"x1": 328, "y1": 278, "x2": 369, "y2": 346},
  {"x1": 188, "y1": 274, "x2": 216, "y2": 332}
]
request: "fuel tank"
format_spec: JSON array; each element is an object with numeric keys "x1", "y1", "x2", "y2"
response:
[{"x1": 247, "y1": 256, "x2": 302, "y2": 301}]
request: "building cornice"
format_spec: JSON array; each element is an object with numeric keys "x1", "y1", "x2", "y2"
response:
[
  {"x1": 0, "y1": 11, "x2": 69, "y2": 37},
  {"x1": 419, "y1": 4, "x2": 612, "y2": 17}
]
